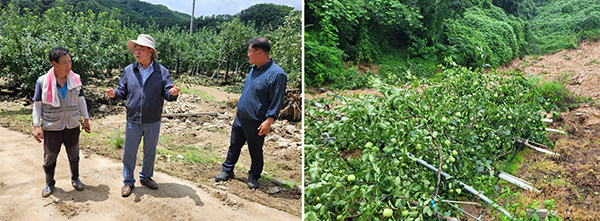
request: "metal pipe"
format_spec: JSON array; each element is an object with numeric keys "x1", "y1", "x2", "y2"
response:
[
  {"x1": 440, "y1": 200, "x2": 481, "y2": 206},
  {"x1": 545, "y1": 128, "x2": 566, "y2": 134},
  {"x1": 497, "y1": 172, "x2": 541, "y2": 193},
  {"x1": 515, "y1": 139, "x2": 560, "y2": 156},
  {"x1": 406, "y1": 153, "x2": 513, "y2": 219}
]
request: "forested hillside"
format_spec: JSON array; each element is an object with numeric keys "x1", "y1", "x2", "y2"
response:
[{"x1": 305, "y1": 0, "x2": 600, "y2": 89}]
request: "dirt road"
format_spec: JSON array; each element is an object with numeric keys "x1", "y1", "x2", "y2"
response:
[{"x1": 0, "y1": 126, "x2": 299, "y2": 221}]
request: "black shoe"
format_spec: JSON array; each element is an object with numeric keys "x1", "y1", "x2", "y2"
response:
[
  {"x1": 42, "y1": 184, "x2": 54, "y2": 197},
  {"x1": 71, "y1": 178, "x2": 84, "y2": 191},
  {"x1": 215, "y1": 172, "x2": 234, "y2": 182},
  {"x1": 247, "y1": 175, "x2": 259, "y2": 189}
]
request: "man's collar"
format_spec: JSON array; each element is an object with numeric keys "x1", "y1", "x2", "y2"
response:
[
  {"x1": 253, "y1": 58, "x2": 273, "y2": 71},
  {"x1": 135, "y1": 60, "x2": 155, "y2": 69}
]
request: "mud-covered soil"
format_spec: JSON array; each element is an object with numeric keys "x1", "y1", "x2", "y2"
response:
[{"x1": 494, "y1": 41, "x2": 600, "y2": 220}]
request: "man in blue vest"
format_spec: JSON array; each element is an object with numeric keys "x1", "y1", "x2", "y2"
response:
[
  {"x1": 106, "y1": 34, "x2": 180, "y2": 197},
  {"x1": 215, "y1": 37, "x2": 287, "y2": 189}
]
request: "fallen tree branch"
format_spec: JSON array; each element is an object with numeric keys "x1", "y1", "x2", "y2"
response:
[{"x1": 162, "y1": 112, "x2": 218, "y2": 117}]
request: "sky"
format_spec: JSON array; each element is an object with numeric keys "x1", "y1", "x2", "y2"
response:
[{"x1": 141, "y1": 0, "x2": 302, "y2": 17}]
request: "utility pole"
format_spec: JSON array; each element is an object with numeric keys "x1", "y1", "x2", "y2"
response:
[{"x1": 189, "y1": 0, "x2": 195, "y2": 36}]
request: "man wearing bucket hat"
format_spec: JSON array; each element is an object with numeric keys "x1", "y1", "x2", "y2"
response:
[
  {"x1": 215, "y1": 37, "x2": 287, "y2": 189},
  {"x1": 106, "y1": 34, "x2": 180, "y2": 197}
]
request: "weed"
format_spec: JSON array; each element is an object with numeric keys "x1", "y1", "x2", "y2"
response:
[
  {"x1": 586, "y1": 59, "x2": 600, "y2": 66},
  {"x1": 562, "y1": 55, "x2": 571, "y2": 60},
  {"x1": 108, "y1": 136, "x2": 124, "y2": 149},
  {"x1": 104, "y1": 130, "x2": 125, "y2": 151},
  {"x1": 180, "y1": 87, "x2": 216, "y2": 102}
]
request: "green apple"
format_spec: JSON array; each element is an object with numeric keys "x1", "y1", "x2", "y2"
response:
[
  {"x1": 441, "y1": 116, "x2": 448, "y2": 123},
  {"x1": 366, "y1": 142, "x2": 373, "y2": 148},
  {"x1": 456, "y1": 188, "x2": 462, "y2": 194},
  {"x1": 347, "y1": 174, "x2": 356, "y2": 182},
  {"x1": 452, "y1": 150, "x2": 458, "y2": 156},
  {"x1": 415, "y1": 144, "x2": 422, "y2": 150},
  {"x1": 383, "y1": 208, "x2": 393, "y2": 217}
]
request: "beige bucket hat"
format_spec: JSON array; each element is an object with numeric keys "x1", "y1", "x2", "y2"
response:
[{"x1": 127, "y1": 34, "x2": 157, "y2": 59}]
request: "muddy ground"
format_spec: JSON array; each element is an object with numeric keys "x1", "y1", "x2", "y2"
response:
[
  {"x1": 0, "y1": 77, "x2": 302, "y2": 219},
  {"x1": 495, "y1": 40, "x2": 600, "y2": 220}
]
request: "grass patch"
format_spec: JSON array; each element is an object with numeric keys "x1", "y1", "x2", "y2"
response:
[
  {"x1": 505, "y1": 148, "x2": 528, "y2": 174},
  {"x1": 551, "y1": 178, "x2": 569, "y2": 186},
  {"x1": 539, "y1": 80, "x2": 589, "y2": 111},
  {"x1": 586, "y1": 59, "x2": 600, "y2": 66},
  {"x1": 159, "y1": 134, "x2": 172, "y2": 147},
  {"x1": 180, "y1": 87, "x2": 216, "y2": 102},
  {"x1": 0, "y1": 108, "x2": 34, "y2": 134},
  {"x1": 104, "y1": 130, "x2": 125, "y2": 151},
  {"x1": 157, "y1": 145, "x2": 220, "y2": 167}
]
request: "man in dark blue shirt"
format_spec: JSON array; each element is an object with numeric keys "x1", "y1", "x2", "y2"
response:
[{"x1": 215, "y1": 37, "x2": 287, "y2": 189}]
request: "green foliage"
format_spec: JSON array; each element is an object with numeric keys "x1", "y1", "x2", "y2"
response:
[
  {"x1": 263, "y1": 10, "x2": 302, "y2": 89},
  {"x1": 444, "y1": 7, "x2": 529, "y2": 67},
  {"x1": 238, "y1": 3, "x2": 298, "y2": 32},
  {"x1": 498, "y1": 188, "x2": 561, "y2": 220},
  {"x1": 531, "y1": 0, "x2": 600, "y2": 54},
  {"x1": 212, "y1": 17, "x2": 257, "y2": 83},
  {"x1": 305, "y1": 67, "x2": 557, "y2": 220},
  {"x1": 304, "y1": 32, "x2": 345, "y2": 87},
  {"x1": 492, "y1": 0, "x2": 538, "y2": 19},
  {"x1": 0, "y1": 3, "x2": 128, "y2": 94},
  {"x1": 538, "y1": 81, "x2": 585, "y2": 111},
  {"x1": 0, "y1": 1, "x2": 301, "y2": 96}
]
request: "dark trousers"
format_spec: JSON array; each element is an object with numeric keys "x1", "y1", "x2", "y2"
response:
[
  {"x1": 43, "y1": 127, "x2": 80, "y2": 175},
  {"x1": 221, "y1": 115, "x2": 265, "y2": 179}
]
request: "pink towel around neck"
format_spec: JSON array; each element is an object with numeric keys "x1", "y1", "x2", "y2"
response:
[{"x1": 40, "y1": 67, "x2": 82, "y2": 107}]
